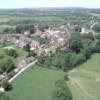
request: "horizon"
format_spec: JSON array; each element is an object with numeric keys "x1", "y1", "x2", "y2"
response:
[
  {"x1": 0, "y1": 7, "x2": 100, "y2": 10},
  {"x1": 0, "y1": 0, "x2": 100, "y2": 9}
]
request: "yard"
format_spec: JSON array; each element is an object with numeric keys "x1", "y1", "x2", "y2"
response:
[
  {"x1": 67, "y1": 53, "x2": 100, "y2": 100},
  {"x1": 6, "y1": 67, "x2": 65, "y2": 100}
]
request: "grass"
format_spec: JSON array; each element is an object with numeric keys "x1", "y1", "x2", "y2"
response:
[
  {"x1": 0, "y1": 14, "x2": 65, "y2": 24},
  {"x1": 15, "y1": 48, "x2": 28, "y2": 62},
  {"x1": 0, "y1": 25, "x2": 16, "y2": 32},
  {"x1": 0, "y1": 15, "x2": 12, "y2": 22},
  {"x1": 6, "y1": 67, "x2": 65, "y2": 100},
  {"x1": 67, "y1": 53, "x2": 100, "y2": 100}
]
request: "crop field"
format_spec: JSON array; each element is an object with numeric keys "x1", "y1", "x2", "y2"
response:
[
  {"x1": 0, "y1": 14, "x2": 65, "y2": 22},
  {"x1": 6, "y1": 67, "x2": 65, "y2": 100},
  {"x1": 67, "y1": 53, "x2": 100, "y2": 100},
  {"x1": 0, "y1": 15, "x2": 12, "y2": 22}
]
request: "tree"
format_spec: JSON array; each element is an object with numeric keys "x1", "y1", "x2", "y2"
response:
[
  {"x1": 75, "y1": 53, "x2": 86, "y2": 65},
  {"x1": 16, "y1": 24, "x2": 36, "y2": 33},
  {"x1": 2, "y1": 81, "x2": 13, "y2": 91},
  {"x1": 3, "y1": 27, "x2": 16, "y2": 33},
  {"x1": 24, "y1": 43, "x2": 30, "y2": 52},
  {"x1": 5, "y1": 49, "x2": 18, "y2": 58},
  {"x1": 69, "y1": 33, "x2": 83, "y2": 53},
  {"x1": 52, "y1": 80, "x2": 72, "y2": 100},
  {"x1": 0, "y1": 57, "x2": 15, "y2": 74}
]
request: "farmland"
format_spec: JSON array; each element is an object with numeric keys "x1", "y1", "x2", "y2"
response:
[
  {"x1": 67, "y1": 53, "x2": 100, "y2": 100},
  {"x1": 6, "y1": 67, "x2": 65, "y2": 100}
]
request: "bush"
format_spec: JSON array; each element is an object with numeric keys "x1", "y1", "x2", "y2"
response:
[
  {"x1": 2, "y1": 81, "x2": 13, "y2": 91},
  {"x1": 0, "y1": 57, "x2": 15, "y2": 74},
  {"x1": 5, "y1": 49, "x2": 18, "y2": 58},
  {"x1": 52, "y1": 80, "x2": 72, "y2": 100}
]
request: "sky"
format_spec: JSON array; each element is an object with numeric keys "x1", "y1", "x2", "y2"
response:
[{"x1": 0, "y1": 0, "x2": 100, "y2": 9}]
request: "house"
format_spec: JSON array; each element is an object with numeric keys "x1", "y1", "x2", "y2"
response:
[
  {"x1": 18, "y1": 35, "x2": 31, "y2": 48},
  {"x1": 24, "y1": 31, "x2": 30, "y2": 36},
  {"x1": 30, "y1": 40, "x2": 40, "y2": 51},
  {"x1": 80, "y1": 27, "x2": 92, "y2": 34}
]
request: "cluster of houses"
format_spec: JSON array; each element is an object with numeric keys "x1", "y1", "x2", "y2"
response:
[
  {"x1": 0, "y1": 25, "x2": 70, "y2": 92},
  {"x1": 34, "y1": 25, "x2": 69, "y2": 47},
  {"x1": 0, "y1": 33, "x2": 40, "y2": 50},
  {"x1": 0, "y1": 24, "x2": 69, "y2": 56}
]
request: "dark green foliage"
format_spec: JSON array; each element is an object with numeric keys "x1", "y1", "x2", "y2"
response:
[
  {"x1": 3, "y1": 27, "x2": 16, "y2": 33},
  {"x1": 38, "y1": 50, "x2": 86, "y2": 71},
  {"x1": 2, "y1": 81, "x2": 13, "y2": 91},
  {"x1": 0, "y1": 57, "x2": 15, "y2": 74},
  {"x1": 69, "y1": 32, "x2": 95, "y2": 59},
  {"x1": 74, "y1": 25, "x2": 81, "y2": 32},
  {"x1": 16, "y1": 24, "x2": 36, "y2": 33},
  {"x1": 38, "y1": 32, "x2": 98, "y2": 71},
  {"x1": 5, "y1": 49, "x2": 18, "y2": 58},
  {"x1": 27, "y1": 51, "x2": 37, "y2": 57},
  {"x1": 69, "y1": 33, "x2": 83, "y2": 53},
  {"x1": 23, "y1": 43, "x2": 30, "y2": 52},
  {"x1": 64, "y1": 75, "x2": 69, "y2": 81},
  {"x1": 52, "y1": 80, "x2": 72, "y2": 100}
]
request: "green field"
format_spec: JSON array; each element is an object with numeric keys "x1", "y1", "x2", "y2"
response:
[
  {"x1": 6, "y1": 67, "x2": 65, "y2": 100},
  {"x1": 67, "y1": 53, "x2": 100, "y2": 100},
  {"x1": 0, "y1": 15, "x2": 12, "y2": 22},
  {"x1": 0, "y1": 15, "x2": 65, "y2": 23}
]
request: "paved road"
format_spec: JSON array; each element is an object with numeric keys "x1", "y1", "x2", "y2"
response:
[{"x1": 9, "y1": 60, "x2": 38, "y2": 83}]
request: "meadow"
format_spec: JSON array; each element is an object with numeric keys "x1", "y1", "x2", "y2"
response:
[
  {"x1": 6, "y1": 67, "x2": 65, "y2": 100},
  {"x1": 67, "y1": 53, "x2": 100, "y2": 100}
]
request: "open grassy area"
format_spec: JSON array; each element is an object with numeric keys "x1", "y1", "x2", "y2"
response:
[
  {"x1": 0, "y1": 15, "x2": 12, "y2": 22},
  {"x1": 67, "y1": 53, "x2": 100, "y2": 100},
  {"x1": 15, "y1": 48, "x2": 28, "y2": 62},
  {"x1": 6, "y1": 67, "x2": 65, "y2": 100}
]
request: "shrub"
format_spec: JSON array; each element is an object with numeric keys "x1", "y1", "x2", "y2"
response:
[{"x1": 52, "y1": 80, "x2": 72, "y2": 100}]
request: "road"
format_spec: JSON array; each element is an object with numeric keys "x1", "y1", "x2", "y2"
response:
[{"x1": 9, "y1": 60, "x2": 38, "y2": 83}]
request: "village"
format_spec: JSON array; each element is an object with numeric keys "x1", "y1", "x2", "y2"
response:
[
  {"x1": 0, "y1": 20, "x2": 98, "y2": 92},
  {"x1": 0, "y1": 6, "x2": 100, "y2": 100},
  {"x1": 0, "y1": 24, "x2": 71, "y2": 91}
]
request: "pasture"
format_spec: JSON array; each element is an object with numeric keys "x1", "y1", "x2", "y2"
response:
[
  {"x1": 6, "y1": 67, "x2": 65, "y2": 100},
  {"x1": 67, "y1": 53, "x2": 100, "y2": 100}
]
